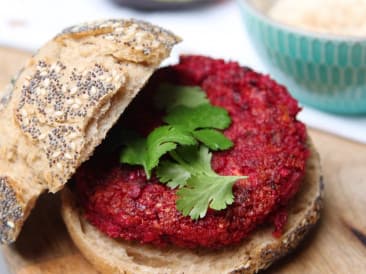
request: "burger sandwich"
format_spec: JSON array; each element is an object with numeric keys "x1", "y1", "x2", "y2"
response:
[{"x1": 0, "y1": 19, "x2": 323, "y2": 274}]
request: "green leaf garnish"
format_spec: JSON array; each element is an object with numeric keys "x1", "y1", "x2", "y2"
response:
[
  {"x1": 158, "y1": 146, "x2": 247, "y2": 220},
  {"x1": 119, "y1": 134, "x2": 149, "y2": 177},
  {"x1": 164, "y1": 104, "x2": 231, "y2": 131},
  {"x1": 176, "y1": 176, "x2": 238, "y2": 219},
  {"x1": 119, "y1": 126, "x2": 196, "y2": 179},
  {"x1": 121, "y1": 85, "x2": 233, "y2": 177},
  {"x1": 146, "y1": 125, "x2": 197, "y2": 174},
  {"x1": 156, "y1": 160, "x2": 191, "y2": 189},
  {"x1": 192, "y1": 129, "x2": 233, "y2": 151},
  {"x1": 154, "y1": 83, "x2": 209, "y2": 110},
  {"x1": 119, "y1": 84, "x2": 247, "y2": 219}
]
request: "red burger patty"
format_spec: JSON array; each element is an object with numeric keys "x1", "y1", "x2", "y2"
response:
[{"x1": 74, "y1": 56, "x2": 309, "y2": 249}]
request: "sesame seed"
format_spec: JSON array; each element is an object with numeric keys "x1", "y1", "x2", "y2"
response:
[
  {"x1": 69, "y1": 142, "x2": 76, "y2": 150},
  {"x1": 65, "y1": 153, "x2": 73, "y2": 159},
  {"x1": 135, "y1": 31, "x2": 146, "y2": 39},
  {"x1": 22, "y1": 118, "x2": 29, "y2": 126},
  {"x1": 45, "y1": 108, "x2": 53, "y2": 114},
  {"x1": 71, "y1": 103, "x2": 80, "y2": 109},
  {"x1": 243, "y1": 261, "x2": 251, "y2": 269},
  {"x1": 90, "y1": 86, "x2": 97, "y2": 95},
  {"x1": 104, "y1": 35, "x2": 114, "y2": 41},
  {"x1": 115, "y1": 75, "x2": 125, "y2": 83},
  {"x1": 37, "y1": 88, "x2": 46, "y2": 96},
  {"x1": 52, "y1": 151, "x2": 61, "y2": 158},
  {"x1": 39, "y1": 133, "x2": 47, "y2": 140},
  {"x1": 68, "y1": 132, "x2": 78, "y2": 139},
  {"x1": 54, "y1": 111, "x2": 64, "y2": 117},
  {"x1": 40, "y1": 71, "x2": 47, "y2": 77},
  {"x1": 20, "y1": 109, "x2": 27, "y2": 117},
  {"x1": 143, "y1": 48, "x2": 151, "y2": 55},
  {"x1": 70, "y1": 86, "x2": 78, "y2": 95},
  {"x1": 151, "y1": 40, "x2": 160, "y2": 48},
  {"x1": 43, "y1": 78, "x2": 50, "y2": 87},
  {"x1": 66, "y1": 99, "x2": 74, "y2": 105},
  {"x1": 6, "y1": 221, "x2": 14, "y2": 229},
  {"x1": 38, "y1": 116, "x2": 46, "y2": 124},
  {"x1": 134, "y1": 45, "x2": 144, "y2": 51},
  {"x1": 54, "y1": 66, "x2": 61, "y2": 73}
]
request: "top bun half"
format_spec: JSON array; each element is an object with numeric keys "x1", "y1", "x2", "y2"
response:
[{"x1": 0, "y1": 19, "x2": 180, "y2": 244}]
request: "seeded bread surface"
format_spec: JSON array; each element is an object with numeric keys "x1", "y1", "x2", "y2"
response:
[{"x1": 0, "y1": 19, "x2": 180, "y2": 244}]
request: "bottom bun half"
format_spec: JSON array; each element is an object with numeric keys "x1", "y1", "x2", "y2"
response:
[{"x1": 61, "y1": 137, "x2": 323, "y2": 274}]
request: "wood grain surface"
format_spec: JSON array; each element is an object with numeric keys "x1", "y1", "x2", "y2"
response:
[{"x1": 1, "y1": 47, "x2": 365, "y2": 274}]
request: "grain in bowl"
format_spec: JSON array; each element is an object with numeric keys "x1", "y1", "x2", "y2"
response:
[{"x1": 268, "y1": 0, "x2": 366, "y2": 37}]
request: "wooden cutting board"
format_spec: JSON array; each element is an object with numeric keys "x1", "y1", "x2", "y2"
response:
[{"x1": 1, "y1": 47, "x2": 365, "y2": 274}]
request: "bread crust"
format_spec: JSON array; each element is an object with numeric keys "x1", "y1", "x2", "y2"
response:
[
  {"x1": 0, "y1": 19, "x2": 180, "y2": 244},
  {"x1": 61, "y1": 137, "x2": 323, "y2": 274}
]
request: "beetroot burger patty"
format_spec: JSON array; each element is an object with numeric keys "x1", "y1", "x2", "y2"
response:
[{"x1": 74, "y1": 56, "x2": 309, "y2": 249}]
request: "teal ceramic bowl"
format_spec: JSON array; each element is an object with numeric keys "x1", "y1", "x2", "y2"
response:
[{"x1": 237, "y1": 0, "x2": 366, "y2": 114}]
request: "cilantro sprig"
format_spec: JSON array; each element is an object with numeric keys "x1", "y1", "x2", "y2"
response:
[
  {"x1": 154, "y1": 84, "x2": 209, "y2": 110},
  {"x1": 119, "y1": 84, "x2": 247, "y2": 219},
  {"x1": 158, "y1": 146, "x2": 247, "y2": 219}
]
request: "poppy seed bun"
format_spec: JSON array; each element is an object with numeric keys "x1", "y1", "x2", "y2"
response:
[
  {"x1": 61, "y1": 138, "x2": 322, "y2": 274},
  {"x1": 0, "y1": 19, "x2": 180, "y2": 244}
]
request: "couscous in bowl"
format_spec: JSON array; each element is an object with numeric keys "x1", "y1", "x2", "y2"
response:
[{"x1": 238, "y1": 0, "x2": 366, "y2": 114}]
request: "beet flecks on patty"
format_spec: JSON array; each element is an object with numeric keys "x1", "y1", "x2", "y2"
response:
[{"x1": 74, "y1": 56, "x2": 309, "y2": 249}]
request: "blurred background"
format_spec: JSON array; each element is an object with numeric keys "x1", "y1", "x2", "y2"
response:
[
  {"x1": 0, "y1": 0, "x2": 366, "y2": 272},
  {"x1": 0, "y1": 0, "x2": 263, "y2": 69}
]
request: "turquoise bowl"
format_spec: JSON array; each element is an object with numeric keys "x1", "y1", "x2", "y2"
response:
[{"x1": 237, "y1": 0, "x2": 366, "y2": 114}]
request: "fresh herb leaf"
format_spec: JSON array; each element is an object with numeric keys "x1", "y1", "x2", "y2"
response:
[
  {"x1": 120, "y1": 84, "x2": 247, "y2": 219},
  {"x1": 157, "y1": 146, "x2": 247, "y2": 219},
  {"x1": 192, "y1": 129, "x2": 233, "y2": 151},
  {"x1": 154, "y1": 84, "x2": 209, "y2": 110},
  {"x1": 120, "y1": 104, "x2": 233, "y2": 177},
  {"x1": 121, "y1": 85, "x2": 232, "y2": 175},
  {"x1": 119, "y1": 126, "x2": 196, "y2": 179},
  {"x1": 119, "y1": 134, "x2": 149, "y2": 177},
  {"x1": 176, "y1": 175, "x2": 238, "y2": 220},
  {"x1": 169, "y1": 145, "x2": 213, "y2": 174},
  {"x1": 164, "y1": 104, "x2": 231, "y2": 131},
  {"x1": 146, "y1": 125, "x2": 197, "y2": 173},
  {"x1": 156, "y1": 160, "x2": 191, "y2": 189}
]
